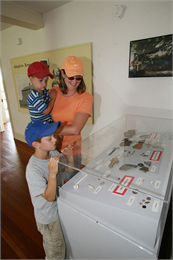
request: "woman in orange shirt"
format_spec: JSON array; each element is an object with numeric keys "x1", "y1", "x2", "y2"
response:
[{"x1": 51, "y1": 56, "x2": 93, "y2": 179}]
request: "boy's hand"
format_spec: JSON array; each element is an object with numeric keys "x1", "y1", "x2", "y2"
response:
[
  {"x1": 47, "y1": 155, "x2": 59, "y2": 176},
  {"x1": 49, "y1": 88, "x2": 57, "y2": 100},
  {"x1": 42, "y1": 155, "x2": 59, "y2": 202}
]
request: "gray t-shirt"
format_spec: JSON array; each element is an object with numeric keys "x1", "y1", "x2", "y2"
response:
[{"x1": 26, "y1": 150, "x2": 65, "y2": 224}]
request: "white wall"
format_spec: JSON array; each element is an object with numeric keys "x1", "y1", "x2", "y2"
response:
[{"x1": 1, "y1": 0, "x2": 173, "y2": 142}]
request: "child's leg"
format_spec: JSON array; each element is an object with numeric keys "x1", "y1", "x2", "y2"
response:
[{"x1": 37, "y1": 219, "x2": 65, "y2": 260}]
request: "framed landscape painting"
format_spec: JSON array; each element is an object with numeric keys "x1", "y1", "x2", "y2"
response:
[{"x1": 129, "y1": 34, "x2": 173, "y2": 77}]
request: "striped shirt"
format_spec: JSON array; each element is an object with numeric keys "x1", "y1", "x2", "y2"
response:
[{"x1": 27, "y1": 89, "x2": 53, "y2": 123}]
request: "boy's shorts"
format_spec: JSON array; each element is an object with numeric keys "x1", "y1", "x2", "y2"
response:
[{"x1": 37, "y1": 219, "x2": 65, "y2": 260}]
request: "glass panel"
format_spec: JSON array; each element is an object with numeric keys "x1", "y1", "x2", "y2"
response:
[{"x1": 58, "y1": 115, "x2": 173, "y2": 202}]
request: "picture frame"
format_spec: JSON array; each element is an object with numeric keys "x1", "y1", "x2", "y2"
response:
[
  {"x1": 40, "y1": 59, "x2": 49, "y2": 67},
  {"x1": 129, "y1": 34, "x2": 173, "y2": 78}
]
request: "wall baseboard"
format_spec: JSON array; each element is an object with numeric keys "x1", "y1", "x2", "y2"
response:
[{"x1": 14, "y1": 132, "x2": 26, "y2": 143}]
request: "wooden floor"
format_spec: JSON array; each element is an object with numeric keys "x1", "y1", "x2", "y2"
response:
[{"x1": 1, "y1": 122, "x2": 45, "y2": 259}]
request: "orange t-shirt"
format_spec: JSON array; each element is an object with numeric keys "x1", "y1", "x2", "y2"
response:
[{"x1": 51, "y1": 87, "x2": 93, "y2": 149}]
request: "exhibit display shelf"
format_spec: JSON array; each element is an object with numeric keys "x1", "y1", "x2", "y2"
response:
[{"x1": 58, "y1": 115, "x2": 173, "y2": 259}]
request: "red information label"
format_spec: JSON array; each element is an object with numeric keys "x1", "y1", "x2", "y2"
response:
[
  {"x1": 113, "y1": 185, "x2": 127, "y2": 196},
  {"x1": 113, "y1": 186, "x2": 128, "y2": 196},
  {"x1": 119, "y1": 175, "x2": 135, "y2": 187},
  {"x1": 150, "y1": 151, "x2": 162, "y2": 161},
  {"x1": 148, "y1": 133, "x2": 157, "y2": 139}
]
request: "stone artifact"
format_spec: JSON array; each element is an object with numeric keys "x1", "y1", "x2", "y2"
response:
[
  {"x1": 109, "y1": 158, "x2": 119, "y2": 168},
  {"x1": 124, "y1": 150, "x2": 135, "y2": 157},
  {"x1": 139, "y1": 166, "x2": 149, "y2": 173},
  {"x1": 108, "y1": 147, "x2": 119, "y2": 155},
  {"x1": 124, "y1": 129, "x2": 136, "y2": 138},
  {"x1": 138, "y1": 163, "x2": 144, "y2": 167},
  {"x1": 138, "y1": 139, "x2": 145, "y2": 143},
  {"x1": 139, "y1": 134, "x2": 150, "y2": 138},
  {"x1": 119, "y1": 164, "x2": 138, "y2": 170},
  {"x1": 88, "y1": 184, "x2": 94, "y2": 189},
  {"x1": 133, "y1": 143, "x2": 143, "y2": 149},
  {"x1": 144, "y1": 161, "x2": 151, "y2": 167},
  {"x1": 141, "y1": 153, "x2": 149, "y2": 157},
  {"x1": 120, "y1": 138, "x2": 132, "y2": 147}
]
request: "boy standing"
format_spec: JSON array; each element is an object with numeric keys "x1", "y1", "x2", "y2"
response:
[
  {"x1": 27, "y1": 62, "x2": 56, "y2": 123},
  {"x1": 25, "y1": 120, "x2": 74, "y2": 259}
]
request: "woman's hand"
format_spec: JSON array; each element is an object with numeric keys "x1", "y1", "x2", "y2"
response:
[{"x1": 61, "y1": 143, "x2": 73, "y2": 156}]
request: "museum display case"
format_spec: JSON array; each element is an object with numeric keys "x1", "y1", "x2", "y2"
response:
[{"x1": 57, "y1": 114, "x2": 173, "y2": 259}]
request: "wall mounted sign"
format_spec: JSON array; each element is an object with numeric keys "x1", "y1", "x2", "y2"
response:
[{"x1": 10, "y1": 42, "x2": 93, "y2": 124}]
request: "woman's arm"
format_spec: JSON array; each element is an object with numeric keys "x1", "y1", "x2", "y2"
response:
[
  {"x1": 55, "y1": 111, "x2": 90, "y2": 136},
  {"x1": 61, "y1": 144, "x2": 74, "y2": 173}
]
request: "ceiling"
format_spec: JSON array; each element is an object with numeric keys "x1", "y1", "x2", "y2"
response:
[{"x1": 1, "y1": 1, "x2": 73, "y2": 31}]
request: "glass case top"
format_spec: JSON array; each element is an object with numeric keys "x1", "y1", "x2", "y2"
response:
[{"x1": 58, "y1": 114, "x2": 173, "y2": 202}]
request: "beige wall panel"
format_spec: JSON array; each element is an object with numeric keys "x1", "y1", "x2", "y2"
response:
[{"x1": 10, "y1": 42, "x2": 93, "y2": 124}]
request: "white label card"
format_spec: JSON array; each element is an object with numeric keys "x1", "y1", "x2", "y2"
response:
[
  {"x1": 117, "y1": 150, "x2": 124, "y2": 159},
  {"x1": 151, "y1": 166, "x2": 156, "y2": 172},
  {"x1": 93, "y1": 186, "x2": 102, "y2": 194},
  {"x1": 95, "y1": 165, "x2": 102, "y2": 171},
  {"x1": 96, "y1": 159, "x2": 103, "y2": 164},
  {"x1": 152, "y1": 200, "x2": 160, "y2": 212},
  {"x1": 154, "y1": 180, "x2": 161, "y2": 189},
  {"x1": 126, "y1": 195, "x2": 136, "y2": 206},
  {"x1": 135, "y1": 178, "x2": 144, "y2": 185},
  {"x1": 105, "y1": 161, "x2": 111, "y2": 166},
  {"x1": 103, "y1": 170, "x2": 111, "y2": 178},
  {"x1": 108, "y1": 183, "x2": 117, "y2": 192},
  {"x1": 145, "y1": 151, "x2": 150, "y2": 155}
]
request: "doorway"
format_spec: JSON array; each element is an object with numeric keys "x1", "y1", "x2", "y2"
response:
[{"x1": 0, "y1": 65, "x2": 10, "y2": 132}]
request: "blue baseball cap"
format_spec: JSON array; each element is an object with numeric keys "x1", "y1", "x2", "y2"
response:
[{"x1": 25, "y1": 120, "x2": 61, "y2": 146}]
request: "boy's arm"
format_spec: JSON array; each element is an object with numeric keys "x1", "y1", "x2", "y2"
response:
[
  {"x1": 42, "y1": 99, "x2": 56, "y2": 115},
  {"x1": 42, "y1": 155, "x2": 59, "y2": 202},
  {"x1": 43, "y1": 89, "x2": 57, "y2": 115}
]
